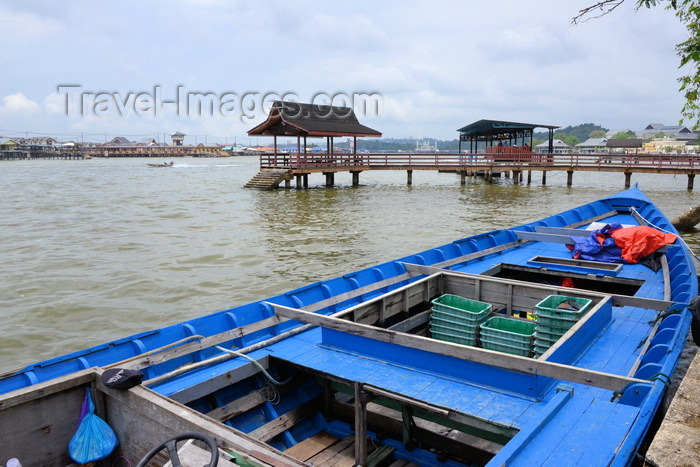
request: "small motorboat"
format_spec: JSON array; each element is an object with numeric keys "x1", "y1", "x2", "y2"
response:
[{"x1": 147, "y1": 161, "x2": 174, "y2": 167}]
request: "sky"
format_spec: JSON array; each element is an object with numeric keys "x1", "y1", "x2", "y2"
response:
[{"x1": 0, "y1": 1, "x2": 691, "y2": 145}]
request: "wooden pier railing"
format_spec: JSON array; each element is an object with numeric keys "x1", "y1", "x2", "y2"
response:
[
  {"x1": 260, "y1": 152, "x2": 700, "y2": 172},
  {"x1": 253, "y1": 152, "x2": 700, "y2": 190}
]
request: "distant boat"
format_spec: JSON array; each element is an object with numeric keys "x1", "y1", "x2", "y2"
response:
[{"x1": 148, "y1": 161, "x2": 174, "y2": 167}]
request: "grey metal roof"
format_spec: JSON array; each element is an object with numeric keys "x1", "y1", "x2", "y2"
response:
[
  {"x1": 606, "y1": 138, "x2": 643, "y2": 148},
  {"x1": 457, "y1": 119, "x2": 558, "y2": 137}
]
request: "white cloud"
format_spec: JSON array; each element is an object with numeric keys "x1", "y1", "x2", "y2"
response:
[
  {"x1": 0, "y1": 93, "x2": 40, "y2": 115},
  {"x1": 43, "y1": 92, "x2": 66, "y2": 115}
]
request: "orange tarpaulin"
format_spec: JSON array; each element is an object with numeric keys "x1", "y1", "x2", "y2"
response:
[{"x1": 610, "y1": 226, "x2": 677, "y2": 264}]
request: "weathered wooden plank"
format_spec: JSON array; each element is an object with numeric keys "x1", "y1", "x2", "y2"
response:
[
  {"x1": 407, "y1": 267, "x2": 675, "y2": 312},
  {"x1": 284, "y1": 431, "x2": 340, "y2": 461},
  {"x1": 0, "y1": 368, "x2": 95, "y2": 411},
  {"x1": 270, "y1": 302, "x2": 644, "y2": 393},
  {"x1": 306, "y1": 434, "x2": 355, "y2": 466},
  {"x1": 387, "y1": 310, "x2": 431, "y2": 333},
  {"x1": 96, "y1": 374, "x2": 306, "y2": 466},
  {"x1": 330, "y1": 396, "x2": 503, "y2": 463},
  {"x1": 0, "y1": 373, "x2": 92, "y2": 466},
  {"x1": 163, "y1": 356, "x2": 269, "y2": 404},
  {"x1": 206, "y1": 389, "x2": 267, "y2": 422},
  {"x1": 249, "y1": 398, "x2": 321, "y2": 443},
  {"x1": 355, "y1": 382, "x2": 368, "y2": 466},
  {"x1": 112, "y1": 315, "x2": 286, "y2": 371},
  {"x1": 513, "y1": 231, "x2": 576, "y2": 244},
  {"x1": 430, "y1": 240, "x2": 524, "y2": 269}
]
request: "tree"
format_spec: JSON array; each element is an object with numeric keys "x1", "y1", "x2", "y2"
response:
[
  {"x1": 572, "y1": 1, "x2": 700, "y2": 130},
  {"x1": 590, "y1": 130, "x2": 608, "y2": 138}
]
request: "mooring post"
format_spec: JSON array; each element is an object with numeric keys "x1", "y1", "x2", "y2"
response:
[
  {"x1": 460, "y1": 171, "x2": 466, "y2": 185},
  {"x1": 624, "y1": 171, "x2": 632, "y2": 188},
  {"x1": 303, "y1": 174, "x2": 309, "y2": 188},
  {"x1": 407, "y1": 170, "x2": 413, "y2": 186},
  {"x1": 542, "y1": 171, "x2": 547, "y2": 186},
  {"x1": 351, "y1": 171, "x2": 360, "y2": 186},
  {"x1": 527, "y1": 170, "x2": 532, "y2": 185},
  {"x1": 688, "y1": 173, "x2": 695, "y2": 190},
  {"x1": 567, "y1": 170, "x2": 573, "y2": 187},
  {"x1": 513, "y1": 170, "x2": 520, "y2": 185}
]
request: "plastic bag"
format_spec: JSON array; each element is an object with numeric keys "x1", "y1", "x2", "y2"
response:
[{"x1": 68, "y1": 388, "x2": 119, "y2": 463}]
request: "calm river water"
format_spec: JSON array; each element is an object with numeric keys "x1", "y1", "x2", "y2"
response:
[{"x1": 2, "y1": 156, "x2": 700, "y2": 374}]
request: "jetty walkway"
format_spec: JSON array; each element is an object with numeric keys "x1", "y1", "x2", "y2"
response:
[{"x1": 245, "y1": 152, "x2": 700, "y2": 190}]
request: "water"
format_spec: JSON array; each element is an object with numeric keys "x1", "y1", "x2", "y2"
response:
[{"x1": 2, "y1": 156, "x2": 700, "y2": 374}]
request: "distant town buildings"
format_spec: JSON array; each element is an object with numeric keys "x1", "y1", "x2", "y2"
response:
[{"x1": 1, "y1": 122, "x2": 698, "y2": 160}]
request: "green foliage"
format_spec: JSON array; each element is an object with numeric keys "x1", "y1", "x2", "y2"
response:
[{"x1": 590, "y1": 130, "x2": 607, "y2": 138}]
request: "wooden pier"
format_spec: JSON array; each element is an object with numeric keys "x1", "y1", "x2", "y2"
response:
[
  {"x1": 0, "y1": 149, "x2": 87, "y2": 160},
  {"x1": 246, "y1": 152, "x2": 700, "y2": 190}
]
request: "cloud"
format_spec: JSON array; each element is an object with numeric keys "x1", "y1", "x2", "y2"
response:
[
  {"x1": 0, "y1": 6, "x2": 63, "y2": 38},
  {"x1": 43, "y1": 92, "x2": 66, "y2": 115},
  {"x1": 0, "y1": 93, "x2": 40, "y2": 115}
]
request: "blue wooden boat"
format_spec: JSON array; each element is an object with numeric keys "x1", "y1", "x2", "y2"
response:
[{"x1": 1, "y1": 186, "x2": 696, "y2": 466}]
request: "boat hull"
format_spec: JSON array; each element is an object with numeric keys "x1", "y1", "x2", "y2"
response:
[{"x1": 1, "y1": 187, "x2": 696, "y2": 466}]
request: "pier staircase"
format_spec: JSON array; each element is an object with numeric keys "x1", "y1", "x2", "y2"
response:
[{"x1": 244, "y1": 169, "x2": 290, "y2": 190}]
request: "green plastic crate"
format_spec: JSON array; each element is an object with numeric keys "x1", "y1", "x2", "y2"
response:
[
  {"x1": 535, "y1": 314, "x2": 577, "y2": 329},
  {"x1": 480, "y1": 336, "x2": 532, "y2": 356},
  {"x1": 533, "y1": 342, "x2": 553, "y2": 356},
  {"x1": 430, "y1": 321, "x2": 478, "y2": 340},
  {"x1": 430, "y1": 316, "x2": 479, "y2": 333},
  {"x1": 430, "y1": 327, "x2": 478, "y2": 346},
  {"x1": 534, "y1": 325, "x2": 569, "y2": 341},
  {"x1": 479, "y1": 316, "x2": 534, "y2": 356},
  {"x1": 431, "y1": 294, "x2": 492, "y2": 325},
  {"x1": 533, "y1": 331, "x2": 560, "y2": 345},
  {"x1": 535, "y1": 295, "x2": 592, "y2": 321}
]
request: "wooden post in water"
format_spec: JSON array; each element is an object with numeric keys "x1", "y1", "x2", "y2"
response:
[
  {"x1": 351, "y1": 171, "x2": 360, "y2": 186},
  {"x1": 688, "y1": 174, "x2": 695, "y2": 190},
  {"x1": 527, "y1": 170, "x2": 532, "y2": 185},
  {"x1": 542, "y1": 171, "x2": 547, "y2": 185},
  {"x1": 460, "y1": 171, "x2": 466, "y2": 185},
  {"x1": 324, "y1": 172, "x2": 335, "y2": 187},
  {"x1": 407, "y1": 170, "x2": 413, "y2": 186},
  {"x1": 566, "y1": 170, "x2": 574, "y2": 187},
  {"x1": 513, "y1": 170, "x2": 520, "y2": 185},
  {"x1": 624, "y1": 171, "x2": 632, "y2": 188},
  {"x1": 295, "y1": 174, "x2": 303, "y2": 189}
]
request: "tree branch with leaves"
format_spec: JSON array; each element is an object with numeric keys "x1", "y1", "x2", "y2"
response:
[{"x1": 573, "y1": 1, "x2": 699, "y2": 130}]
